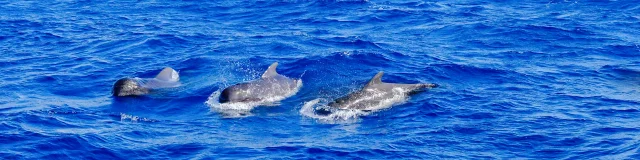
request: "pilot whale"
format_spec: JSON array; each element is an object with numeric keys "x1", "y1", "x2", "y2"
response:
[
  {"x1": 318, "y1": 71, "x2": 437, "y2": 113},
  {"x1": 112, "y1": 67, "x2": 180, "y2": 97},
  {"x1": 219, "y1": 62, "x2": 301, "y2": 104}
]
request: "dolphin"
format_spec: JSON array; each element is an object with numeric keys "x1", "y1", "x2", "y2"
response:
[
  {"x1": 112, "y1": 67, "x2": 181, "y2": 97},
  {"x1": 219, "y1": 62, "x2": 301, "y2": 104},
  {"x1": 321, "y1": 71, "x2": 437, "y2": 112}
]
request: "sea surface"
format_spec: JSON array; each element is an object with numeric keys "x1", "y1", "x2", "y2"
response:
[{"x1": 1, "y1": 0, "x2": 639, "y2": 159}]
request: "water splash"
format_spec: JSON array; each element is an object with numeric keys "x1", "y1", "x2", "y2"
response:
[
  {"x1": 300, "y1": 98, "x2": 367, "y2": 123},
  {"x1": 120, "y1": 113, "x2": 157, "y2": 122}
]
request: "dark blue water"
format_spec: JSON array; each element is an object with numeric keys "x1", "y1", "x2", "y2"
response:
[{"x1": 2, "y1": 0, "x2": 639, "y2": 159}]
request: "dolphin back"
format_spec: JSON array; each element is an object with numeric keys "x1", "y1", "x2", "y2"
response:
[
  {"x1": 219, "y1": 62, "x2": 301, "y2": 103},
  {"x1": 328, "y1": 71, "x2": 438, "y2": 110},
  {"x1": 112, "y1": 67, "x2": 180, "y2": 97},
  {"x1": 365, "y1": 71, "x2": 437, "y2": 91}
]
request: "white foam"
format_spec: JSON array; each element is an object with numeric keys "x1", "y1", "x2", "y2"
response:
[
  {"x1": 300, "y1": 98, "x2": 368, "y2": 122},
  {"x1": 205, "y1": 80, "x2": 302, "y2": 117},
  {"x1": 120, "y1": 113, "x2": 156, "y2": 122}
]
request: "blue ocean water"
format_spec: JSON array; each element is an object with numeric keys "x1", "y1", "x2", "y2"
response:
[{"x1": 1, "y1": 0, "x2": 639, "y2": 159}]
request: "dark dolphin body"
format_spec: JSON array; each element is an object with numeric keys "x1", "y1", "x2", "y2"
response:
[
  {"x1": 219, "y1": 62, "x2": 301, "y2": 103},
  {"x1": 317, "y1": 71, "x2": 437, "y2": 114},
  {"x1": 112, "y1": 67, "x2": 180, "y2": 97}
]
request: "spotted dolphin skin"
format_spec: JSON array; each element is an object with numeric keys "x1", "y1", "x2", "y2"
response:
[
  {"x1": 112, "y1": 67, "x2": 180, "y2": 97},
  {"x1": 219, "y1": 62, "x2": 301, "y2": 104},
  {"x1": 322, "y1": 71, "x2": 437, "y2": 112}
]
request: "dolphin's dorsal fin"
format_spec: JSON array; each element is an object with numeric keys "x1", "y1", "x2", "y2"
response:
[
  {"x1": 155, "y1": 67, "x2": 179, "y2": 82},
  {"x1": 262, "y1": 62, "x2": 279, "y2": 78},
  {"x1": 365, "y1": 71, "x2": 384, "y2": 87}
]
